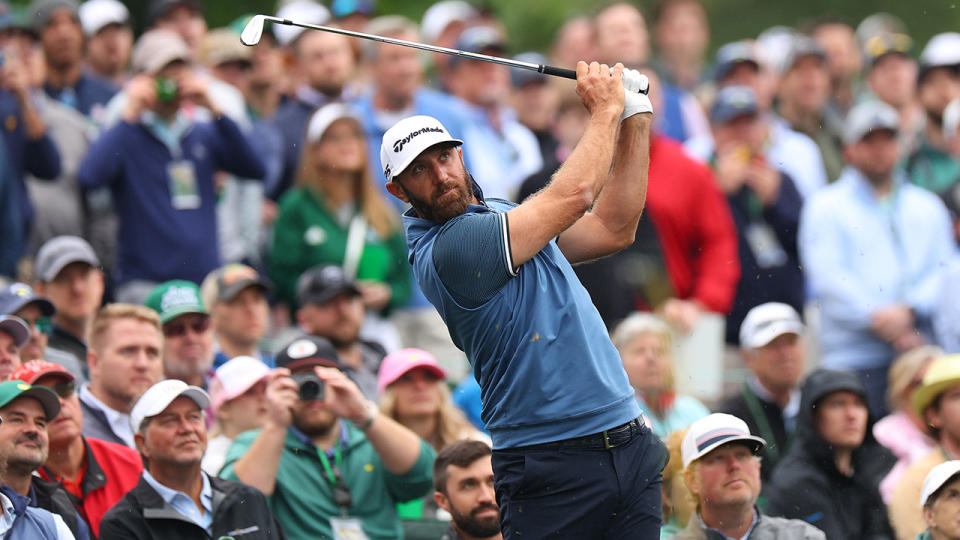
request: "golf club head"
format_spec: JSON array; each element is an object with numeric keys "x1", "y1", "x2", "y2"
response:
[{"x1": 240, "y1": 15, "x2": 267, "y2": 46}]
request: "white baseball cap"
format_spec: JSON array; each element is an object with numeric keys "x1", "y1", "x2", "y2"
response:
[
  {"x1": 306, "y1": 103, "x2": 362, "y2": 144},
  {"x1": 131, "y1": 379, "x2": 210, "y2": 432},
  {"x1": 920, "y1": 32, "x2": 960, "y2": 70},
  {"x1": 739, "y1": 302, "x2": 805, "y2": 349},
  {"x1": 275, "y1": 0, "x2": 331, "y2": 47},
  {"x1": 420, "y1": 0, "x2": 477, "y2": 43},
  {"x1": 681, "y1": 413, "x2": 766, "y2": 469},
  {"x1": 380, "y1": 115, "x2": 462, "y2": 181},
  {"x1": 843, "y1": 100, "x2": 900, "y2": 144},
  {"x1": 78, "y1": 0, "x2": 129, "y2": 36},
  {"x1": 921, "y1": 460, "x2": 960, "y2": 507},
  {"x1": 209, "y1": 356, "x2": 271, "y2": 415}
]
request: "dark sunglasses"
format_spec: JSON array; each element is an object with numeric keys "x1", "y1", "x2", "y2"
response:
[
  {"x1": 163, "y1": 316, "x2": 211, "y2": 338},
  {"x1": 50, "y1": 381, "x2": 75, "y2": 399},
  {"x1": 34, "y1": 317, "x2": 52, "y2": 336}
]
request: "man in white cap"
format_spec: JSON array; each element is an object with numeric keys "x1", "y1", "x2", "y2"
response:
[
  {"x1": 420, "y1": 0, "x2": 478, "y2": 87},
  {"x1": 905, "y1": 32, "x2": 960, "y2": 201},
  {"x1": 918, "y1": 460, "x2": 960, "y2": 540},
  {"x1": 800, "y1": 99, "x2": 955, "y2": 418},
  {"x1": 673, "y1": 413, "x2": 825, "y2": 539},
  {"x1": 99, "y1": 379, "x2": 282, "y2": 538},
  {"x1": 382, "y1": 62, "x2": 660, "y2": 538},
  {"x1": 201, "y1": 355, "x2": 271, "y2": 475},
  {"x1": 718, "y1": 302, "x2": 806, "y2": 483},
  {"x1": 79, "y1": 0, "x2": 133, "y2": 88},
  {"x1": 0, "y1": 315, "x2": 30, "y2": 380}
]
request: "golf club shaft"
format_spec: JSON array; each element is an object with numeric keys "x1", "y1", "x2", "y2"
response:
[{"x1": 263, "y1": 16, "x2": 577, "y2": 80}]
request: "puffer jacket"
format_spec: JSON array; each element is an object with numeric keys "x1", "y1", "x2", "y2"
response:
[{"x1": 766, "y1": 369, "x2": 896, "y2": 540}]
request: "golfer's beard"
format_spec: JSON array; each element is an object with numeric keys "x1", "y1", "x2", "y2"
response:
[
  {"x1": 450, "y1": 502, "x2": 501, "y2": 538},
  {"x1": 402, "y1": 173, "x2": 475, "y2": 224}
]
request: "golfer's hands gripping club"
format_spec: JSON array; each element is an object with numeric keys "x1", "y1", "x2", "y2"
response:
[
  {"x1": 621, "y1": 68, "x2": 653, "y2": 119},
  {"x1": 576, "y1": 61, "x2": 626, "y2": 120}
]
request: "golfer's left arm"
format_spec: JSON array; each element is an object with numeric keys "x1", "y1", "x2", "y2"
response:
[{"x1": 558, "y1": 80, "x2": 653, "y2": 264}]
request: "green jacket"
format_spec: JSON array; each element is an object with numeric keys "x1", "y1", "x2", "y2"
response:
[
  {"x1": 221, "y1": 423, "x2": 436, "y2": 540},
  {"x1": 906, "y1": 138, "x2": 960, "y2": 198},
  {"x1": 915, "y1": 531, "x2": 932, "y2": 540},
  {"x1": 268, "y1": 186, "x2": 411, "y2": 312}
]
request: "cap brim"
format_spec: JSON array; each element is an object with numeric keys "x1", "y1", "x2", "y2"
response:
[
  {"x1": 9, "y1": 386, "x2": 62, "y2": 421},
  {"x1": 390, "y1": 139, "x2": 463, "y2": 181},
  {"x1": 284, "y1": 357, "x2": 340, "y2": 373},
  {"x1": 9, "y1": 298, "x2": 56, "y2": 317},
  {"x1": 685, "y1": 435, "x2": 766, "y2": 469},
  {"x1": 41, "y1": 253, "x2": 98, "y2": 282},
  {"x1": 744, "y1": 320, "x2": 805, "y2": 348},
  {"x1": 219, "y1": 279, "x2": 270, "y2": 303},
  {"x1": 141, "y1": 387, "x2": 211, "y2": 421},
  {"x1": 914, "y1": 377, "x2": 960, "y2": 417},
  {"x1": 300, "y1": 284, "x2": 362, "y2": 306},
  {"x1": 0, "y1": 318, "x2": 30, "y2": 348},
  {"x1": 160, "y1": 306, "x2": 208, "y2": 324},
  {"x1": 379, "y1": 361, "x2": 446, "y2": 393}
]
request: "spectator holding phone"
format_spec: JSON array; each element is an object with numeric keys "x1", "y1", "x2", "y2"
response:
[{"x1": 76, "y1": 29, "x2": 265, "y2": 304}]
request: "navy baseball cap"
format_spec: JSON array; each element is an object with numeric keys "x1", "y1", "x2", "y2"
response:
[
  {"x1": 713, "y1": 41, "x2": 759, "y2": 82},
  {"x1": 710, "y1": 86, "x2": 758, "y2": 124},
  {"x1": 275, "y1": 335, "x2": 343, "y2": 372},
  {"x1": 0, "y1": 283, "x2": 54, "y2": 317}
]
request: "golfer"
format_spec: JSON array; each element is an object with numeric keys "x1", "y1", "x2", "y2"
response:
[{"x1": 381, "y1": 61, "x2": 664, "y2": 538}]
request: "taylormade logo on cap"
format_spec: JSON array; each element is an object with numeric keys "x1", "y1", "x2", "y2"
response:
[
  {"x1": 380, "y1": 115, "x2": 463, "y2": 181},
  {"x1": 393, "y1": 126, "x2": 446, "y2": 153}
]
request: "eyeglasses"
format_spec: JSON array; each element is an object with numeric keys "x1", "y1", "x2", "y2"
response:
[
  {"x1": 163, "y1": 316, "x2": 211, "y2": 337},
  {"x1": 34, "y1": 317, "x2": 52, "y2": 336},
  {"x1": 50, "y1": 381, "x2": 75, "y2": 399}
]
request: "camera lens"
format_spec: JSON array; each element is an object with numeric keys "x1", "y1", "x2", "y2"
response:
[{"x1": 299, "y1": 380, "x2": 321, "y2": 401}]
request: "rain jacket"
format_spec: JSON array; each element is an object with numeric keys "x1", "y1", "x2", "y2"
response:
[{"x1": 766, "y1": 369, "x2": 896, "y2": 539}]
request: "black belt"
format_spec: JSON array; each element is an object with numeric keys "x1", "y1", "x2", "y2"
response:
[{"x1": 525, "y1": 417, "x2": 646, "y2": 451}]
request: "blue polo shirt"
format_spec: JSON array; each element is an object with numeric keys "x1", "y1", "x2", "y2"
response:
[{"x1": 403, "y1": 198, "x2": 639, "y2": 449}]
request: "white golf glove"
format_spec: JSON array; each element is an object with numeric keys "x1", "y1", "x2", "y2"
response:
[{"x1": 621, "y1": 69, "x2": 653, "y2": 120}]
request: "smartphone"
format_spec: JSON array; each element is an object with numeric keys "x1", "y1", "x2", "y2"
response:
[{"x1": 155, "y1": 78, "x2": 178, "y2": 102}]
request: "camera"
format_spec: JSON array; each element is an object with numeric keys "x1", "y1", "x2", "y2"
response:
[{"x1": 291, "y1": 372, "x2": 325, "y2": 401}]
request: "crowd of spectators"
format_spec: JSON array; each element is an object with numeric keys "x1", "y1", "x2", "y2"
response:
[{"x1": 0, "y1": 0, "x2": 957, "y2": 538}]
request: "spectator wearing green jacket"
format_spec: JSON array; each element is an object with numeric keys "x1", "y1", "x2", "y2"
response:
[
  {"x1": 220, "y1": 335, "x2": 435, "y2": 540},
  {"x1": 267, "y1": 103, "x2": 410, "y2": 318}
]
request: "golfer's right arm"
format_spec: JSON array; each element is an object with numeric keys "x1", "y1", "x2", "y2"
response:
[{"x1": 506, "y1": 61, "x2": 624, "y2": 267}]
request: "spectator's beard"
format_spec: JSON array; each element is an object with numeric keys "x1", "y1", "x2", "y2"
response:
[
  {"x1": 292, "y1": 407, "x2": 338, "y2": 437},
  {"x1": 449, "y1": 501, "x2": 500, "y2": 538}
]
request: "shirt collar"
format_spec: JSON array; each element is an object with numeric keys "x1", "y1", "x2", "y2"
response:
[
  {"x1": 79, "y1": 383, "x2": 136, "y2": 447},
  {"x1": 747, "y1": 375, "x2": 800, "y2": 420},
  {"x1": 698, "y1": 507, "x2": 759, "y2": 540},
  {"x1": 288, "y1": 420, "x2": 349, "y2": 456},
  {"x1": 142, "y1": 470, "x2": 213, "y2": 515}
]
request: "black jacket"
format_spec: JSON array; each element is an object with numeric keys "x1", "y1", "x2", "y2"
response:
[
  {"x1": 30, "y1": 477, "x2": 89, "y2": 539},
  {"x1": 98, "y1": 473, "x2": 285, "y2": 540},
  {"x1": 766, "y1": 369, "x2": 895, "y2": 540},
  {"x1": 718, "y1": 382, "x2": 793, "y2": 483}
]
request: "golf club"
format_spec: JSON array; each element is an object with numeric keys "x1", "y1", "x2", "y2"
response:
[{"x1": 240, "y1": 14, "x2": 581, "y2": 80}]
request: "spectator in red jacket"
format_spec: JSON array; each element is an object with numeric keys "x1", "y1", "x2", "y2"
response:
[
  {"x1": 520, "y1": 71, "x2": 739, "y2": 329},
  {"x1": 11, "y1": 360, "x2": 143, "y2": 537}
]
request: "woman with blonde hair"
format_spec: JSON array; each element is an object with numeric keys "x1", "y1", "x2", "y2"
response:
[
  {"x1": 874, "y1": 345, "x2": 941, "y2": 503},
  {"x1": 268, "y1": 103, "x2": 410, "y2": 319},
  {"x1": 377, "y1": 348, "x2": 487, "y2": 520},
  {"x1": 611, "y1": 312, "x2": 709, "y2": 439},
  {"x1": 661, "y1": 428, "x2": 696, "y2": 539}
]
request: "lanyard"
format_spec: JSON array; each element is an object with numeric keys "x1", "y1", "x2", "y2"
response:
[
  {"x1": 317, "y1": 443, "x2": 343, "y2": 486},
  {"x1": 317, "y1": 441, "x2": 353, "y2": 515}
]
